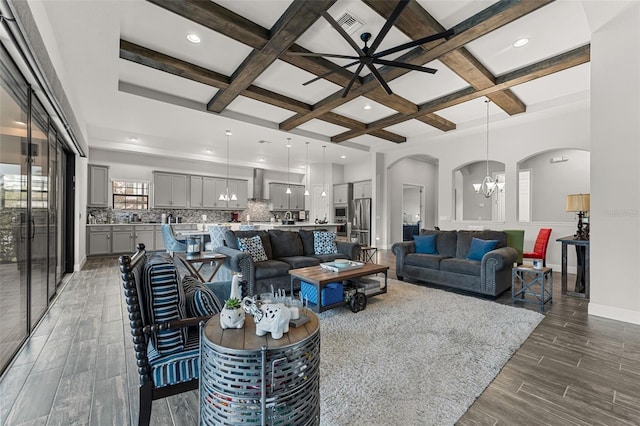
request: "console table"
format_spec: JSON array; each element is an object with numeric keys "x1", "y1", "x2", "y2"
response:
[
  {"x1": 557, "y1": 236, "x2": 590, "y2": 299},
  {"x1": 200, "y1": 313, "x2": 320, "y2": 425}
]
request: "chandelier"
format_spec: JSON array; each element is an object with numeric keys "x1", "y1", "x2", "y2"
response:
[
  {"x1": 219, "y1": 130, "x2": 237, "y2": 201},
  {"x1": 473, "y1": 100, "x2": 504, "y2": 198}
]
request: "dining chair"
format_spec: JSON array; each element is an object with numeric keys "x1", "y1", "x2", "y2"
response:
[
  {"x1": 523, "y1": 228, "x2": 552, "y2": 266},
  {"x1": 161, "y1": 224, "x2": 187, "y2": 256}
]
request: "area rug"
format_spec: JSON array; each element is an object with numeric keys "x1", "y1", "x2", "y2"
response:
[{"x1": 317, "y1": 279, "x2": 543, "y2": 426}]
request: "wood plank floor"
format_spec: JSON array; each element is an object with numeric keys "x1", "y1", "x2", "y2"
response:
[{"x1": 1, "y1": 250, "x2": 639, "y2": 425}]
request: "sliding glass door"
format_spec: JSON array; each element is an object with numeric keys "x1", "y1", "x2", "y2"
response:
[{"x1": 0, "y1": 47, "x2": 30, "y2": 373}]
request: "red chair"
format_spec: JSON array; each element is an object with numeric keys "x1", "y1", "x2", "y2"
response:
[{"x1": 523, "y1": 228, "x2": 552, "y2": 266}]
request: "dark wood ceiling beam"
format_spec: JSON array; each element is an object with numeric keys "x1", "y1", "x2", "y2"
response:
[
  {"x1": 365, "y1": 0, "x2": 528, "y2": 115},
  {"x1": 330, "y1": 44, "x2": 590, "y2": 142},
  {"x1": 148, "y1": 0, "x2": 450, "y2": 135},
  {"x1": 120, "y1": 39, "x2": 409, "y2": 143},
  {"x1": 206, "y1": 0, "x2": 336, "y2": 113},
  {"x1": 280, "y1": 0, "x2": 552, "y2": 132}
]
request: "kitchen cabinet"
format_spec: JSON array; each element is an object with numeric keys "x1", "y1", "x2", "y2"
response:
[
  {"x1": 87, "y1": 225, "x2": 111, "y2": 256},
  {"x1": 353, "y1": 180, "x2": 372, "y2": 199},
  {"x1": 333, "y1": 183, "x2": 351, "y2": 205},
  {"x1": 202, "y1": 177, "x2": 217, "y2": 208},
  {"x1": 190, "y1": 175, "x2": 204, "y2": 208},
  {"x1": 88, "y1": 164, "x2": 109, "y2": 207},
  {"x1": 154, "y1": 172, "x2": 188, "y2": 207},
  {"x1": 227, "y1": 179, "x2": 248, "y2": 210},
  {"x1": 269, "y1": 183, "x2": 288, "y2": 210},
  {"x1": 290, "y1": 185, "x2": 305, "y2": 210},
  {"x1": 112, "y1": 225, "x2": 136, "y2": 253},
  {"x1": 135, "y1": 225, "x2": 156, "y2": 250}
]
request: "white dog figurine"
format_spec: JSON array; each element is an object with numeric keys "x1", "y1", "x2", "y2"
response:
[
  {"x1": 219, "y1": 306, "x2": 245, "y2": 329},
  {"x1": 242, "y1": 297, "x2": 291, "y2": 339}
]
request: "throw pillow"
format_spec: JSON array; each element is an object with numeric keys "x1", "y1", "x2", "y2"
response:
[
  {"x1": 313, "y1": 231, "x2": 338, "y2": 255},
  {"x1": 467, "y1": 237, "x2": 499, "y2": 261},
  {"x1": 182, "y1": 275, "x2": 222, "y2": 317},
  {"x1": 413, "y1": 234, "x2": 437, "y2": 254},
  {"x1": 237, "y1": 235, "x2": 268, "y2": 262}
]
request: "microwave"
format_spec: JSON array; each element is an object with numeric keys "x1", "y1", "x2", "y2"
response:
[{"x1": 334, "y1": 206, "x2": 347, "y2": 218}]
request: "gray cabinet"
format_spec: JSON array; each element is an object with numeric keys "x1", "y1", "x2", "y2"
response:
[
  {"x1": 290, "y1": 185, "x2": 305, "y2": 210},
  {"x1": 353, "y1": 180, "x2": 372, "y2": 199},
  {"x1": 333, "y1": 183, "x2": 351, "y2": 205},
  {"x1": 135, "y1": 225, "x2": 156, "y2": 250},
  {"x1": 87, "y1": 225, "x2": 111, "y2": 255},
  {"x1": 112, "y1": 225, "x2": 135, "y2": 253},
  {"x1": 202, "y1": 177, "x2": 217, "y2": 208},
  {"x1": 88, "y1": 164, "x2": 109, "y2": 207},
  {"x1": 190, "y1": 175, "x2": 204, "y2": 208},
  {"x1": 227, "y1": 179, "x2": 248, "y2": 210},
  {"x1": 154, "y1": 172, "x2": 188, "y2": 207},
  {"x1": 269, "y1": 183, "x2": 289, "y2": 210},
  {"x1": 212, "y1": 178, "x2": 229, "y2": 209}
]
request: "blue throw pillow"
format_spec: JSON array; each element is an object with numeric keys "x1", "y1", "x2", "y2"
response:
[
  {"x1": 467, "y1": 237, "x2": 499, "y2": 261},
  {"x1": 413, "y1": 235, "x2": 437, "y2": 254}
]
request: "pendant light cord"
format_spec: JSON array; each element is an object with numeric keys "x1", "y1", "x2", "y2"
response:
[{"x1": 485, "y1": 99, "x2": 490, "y2": 176}]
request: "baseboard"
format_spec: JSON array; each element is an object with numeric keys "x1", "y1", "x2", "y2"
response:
[{"x1": 588, "y1": 303, "x2": 640, "y2": 325}]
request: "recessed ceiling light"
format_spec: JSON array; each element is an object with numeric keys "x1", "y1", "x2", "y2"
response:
[
  {"x1": 363, "y1": 104, "x2": 372, "y2": 110},
  {"x1": 340, "y1": 155, "x2": 346, "y2": 159},
  {"x1": 14, "y1": 120, "x2": 26, "y2": 126},
  {"x1": 128, "y1": 137, "x2": 138, "y2": 142},
  {"x1": 513, "y1": 38, "x2": 529, "y2": 48},
  {"x1": 186, "y1": 33, "x2": 201, "y2": 44},
  {"x1": 205, "y1": 147, "x2": 213, "y2": 154},
  {"x1": 259, "y1": 158, "x2": 265, "y2": 162},
  {"x1": 225, "y1": 130, "x2": 232, "y2": 136}
]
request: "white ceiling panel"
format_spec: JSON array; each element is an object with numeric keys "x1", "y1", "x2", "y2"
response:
[{"x1": 226, "y1": 95, "x2": 297, "y2": 124}]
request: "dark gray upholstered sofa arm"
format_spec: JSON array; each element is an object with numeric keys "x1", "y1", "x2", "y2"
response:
[
  {"x1": 214, "y1": 246, "x2": 256, "y2": 294},
  {"x1": 391, "y1": 241, "x2": 415, "y2": 279},
  {"x1": 481, "y1": 246, "x2": 517, "y2": 271},
  {"x1": 337, "y1": 241, "x2": 361, "y2": 260}
]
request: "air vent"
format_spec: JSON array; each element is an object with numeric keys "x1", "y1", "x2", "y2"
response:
[{"x1": 336, "y1": 11, "x2": 364, "y2": 35}]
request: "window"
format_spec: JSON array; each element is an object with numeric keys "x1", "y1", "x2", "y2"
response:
[{"x1": 112, "y1": 181, "x2": 148, "y2": 210}]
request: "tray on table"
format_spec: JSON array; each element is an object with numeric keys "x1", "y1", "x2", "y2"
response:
[{"x1": 320, "y1": 260, "x2": 365, "y2": 272}]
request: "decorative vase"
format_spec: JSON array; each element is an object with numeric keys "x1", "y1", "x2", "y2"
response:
[
  {"x1": 230, "y1": 273, "x2": 243, "y2": 300},
  {"x1": 220, "y1": 306, "x2": 245, "y2": 329}
]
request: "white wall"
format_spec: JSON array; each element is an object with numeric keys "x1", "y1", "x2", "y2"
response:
[
  {"x1": 381, "y1": 104, "x2": 590, "y2": 272},
  {"x1": 387, "y1": 158, "x2": 437, "y2": 244},
  {"x1": 587, "y1": 1, "x2": 640, "y2": 324}
]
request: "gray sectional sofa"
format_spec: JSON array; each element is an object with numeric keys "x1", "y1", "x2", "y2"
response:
[
  {"x1": 216, "y1": 229, "x2": 361, "y2": 296},
  {"x1": 392, "y1": 229, "x2": 517, "y2": 297}
]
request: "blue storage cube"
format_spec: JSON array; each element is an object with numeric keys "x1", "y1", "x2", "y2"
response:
[{"x1": 301, "y1": 281, "x2": 343, "y2": 307}]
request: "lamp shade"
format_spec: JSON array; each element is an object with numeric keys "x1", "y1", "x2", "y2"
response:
[{"x1": 566, "y1": 194, "x2": 590, "y2": 212}]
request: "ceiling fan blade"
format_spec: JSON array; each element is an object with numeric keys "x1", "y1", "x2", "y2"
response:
[
  {"x1": 302, "y1": 59, "x2": 361, "y2": 86},
  {"x1": 342, "y1": 63, "x2": 365, "y2": 98},
  {"x1": 368, "y1": 0, "x2": 410, "y2": 54},
  {"x1": 365, "y1": 64, "x2": 393, "y2": 95},
  {"x1": 374, "y1": 28, "x2": 454, "y2": 59},
  {"x1": 321, "y1": 11, "x2": 366, "y2": 56},
  {"x1": 373, "y1": 58, "x2": 438, "y2": 74},
  {"x1": 285, "y1": 51, "x2": 360, "y2": 61}
]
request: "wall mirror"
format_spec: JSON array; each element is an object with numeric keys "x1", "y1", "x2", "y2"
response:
[
  {"x1": 453, "y1": 160, "x2": 505, "y2": 221},
  {"x1": 402, "y1": 184, "x2": 423, "y2": 240},
  {"x1": 517, "y1": 149, "x2": 590, "y2": 222}
]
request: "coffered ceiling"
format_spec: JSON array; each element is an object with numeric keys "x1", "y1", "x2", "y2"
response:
[{"x1": 36, "y1": 0, "x2": 591, "y2": 170}]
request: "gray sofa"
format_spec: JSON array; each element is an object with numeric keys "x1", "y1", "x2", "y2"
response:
[
  {"x1": 392, "y1": 229, "x2": 517, "y2": 297},
  {"x1": 216, "y1": 229, "x2": 361, "y2": 296}
]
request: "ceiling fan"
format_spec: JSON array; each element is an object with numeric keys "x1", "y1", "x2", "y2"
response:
[{"x1": 286, "y1": 0, "x2": 454, "y2": 98}]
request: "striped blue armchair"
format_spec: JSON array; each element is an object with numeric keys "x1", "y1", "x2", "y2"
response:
[{"x1": 119, "y1": 244, "x2": 230, "y2": 426}]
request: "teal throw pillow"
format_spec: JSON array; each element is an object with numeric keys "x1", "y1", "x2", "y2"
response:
[
  {"x1": 413, "y1": 234, "x2": 437, "y2": 254},
  {"x1": 467, "y1": 237, "x2": 499, "y2": 261},
  {"x1": 238, "y1": 235, "x2": 268, "y2": 262}
]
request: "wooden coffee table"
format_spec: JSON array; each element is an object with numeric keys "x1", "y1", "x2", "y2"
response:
[{"x1": 289, "y1": 262, "x2": 389, "y2": 313}]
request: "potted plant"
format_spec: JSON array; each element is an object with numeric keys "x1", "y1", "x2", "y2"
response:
[{"x1": 220, "y1": 297, "x2": 245, "y2": 329}]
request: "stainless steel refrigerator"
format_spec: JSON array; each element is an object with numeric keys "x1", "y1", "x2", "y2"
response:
[{"x1": 351, "y1": 198, "x2": 371, "y2": 246}]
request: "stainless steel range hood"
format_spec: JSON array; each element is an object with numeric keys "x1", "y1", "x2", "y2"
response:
[{"x1": 250, "y1": 168, "x2": 267, "y2": 201}]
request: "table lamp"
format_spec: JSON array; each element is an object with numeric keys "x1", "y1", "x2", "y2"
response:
[{"x1": 566, "y1": 193, "x2": 590, "y2": 240}]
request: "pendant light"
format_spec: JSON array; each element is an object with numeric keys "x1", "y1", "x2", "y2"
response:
[
  {"x1": 321, "y1": 145, "x2": 327, "y2": 197},
  {"x1": 473, "y1": 100, "x2": 497, "y2": 198},
  {"x1": 219, "y1": 130, "x2": 237, "y2": 201},
  {"x1": 304, "y1": 141, "x2": 310, "y2": 196},
  {"x1": 285, "y1": 137, "x2": 292, "y2": 195}
]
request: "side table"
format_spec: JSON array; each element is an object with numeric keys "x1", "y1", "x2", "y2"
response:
[
  {"x1": 200, "y1": 312, "x2": 320, "y2": 425},
  {"x1": 512, "y1": 265, "x2": 553, "y2": 312},
  {"x1": 360, "y1": 246, "x2": 378, "y2": 263}
]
